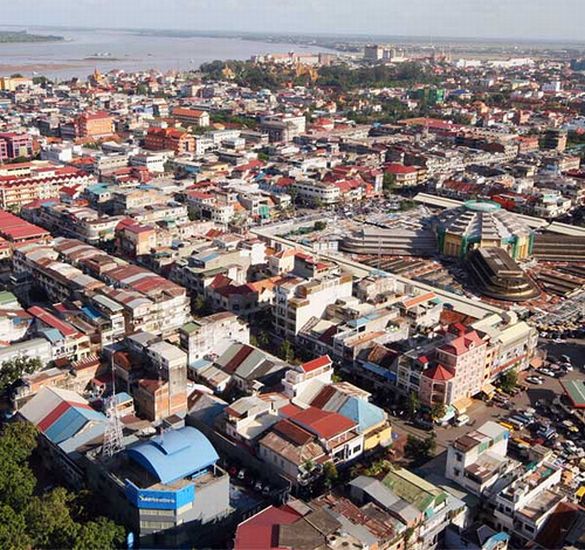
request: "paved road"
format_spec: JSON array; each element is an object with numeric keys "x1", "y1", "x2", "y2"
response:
[{"x1": 390, "y1": 360, "x2": 585, "y2": 455}]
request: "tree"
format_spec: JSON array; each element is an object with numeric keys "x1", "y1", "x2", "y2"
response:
[
  {"x1": 24, "y1": 488, "x2": 78, "y2": 549},
  {"x1": 278, "y1": 340, "x2": 295, "y2": 363},
  {"x1": 73, "y1": 517, "x2": 126, "y2": 550},
  {"x1": 0, "y1": 356, "x2": 42, "y2": 394},
  {"x1": 323, "y1": 462, "x2": 338, "y2": 489},
  {"x1": 0, "y1": 504, "x2": 31, "y2": 550},
  {"x1": 500, "y1": 369, "x2": 518, "y2": 392},
  {"x1": 383, "y1": 172, "x2": 396, "y2": 193},
  {"x1": 363, "y1": 459, "x2": 392, "y2": 478},
  {"x1": 0, "y1": 421, "x2": 39, "y2": 463},
  {"x1": 405, "y1": 433, "x2": 436, "y2": 464},
  {"x1": 257, "y1": 330, "x2": 270, "y2": 349},
  {"x1": 193, "y1": 295, "x2": 212, "y2": 317},
  {"x1": 431, "y1": 403, "x2": 447, "y2": 421},
  {"x1": 406, "y1": 392, "x2": 420, "y2": 417},
  {"x1": 0, "y1": 422, "x2": 125, "y2": 549},
  {"x1": 425, "y1": 432, "x2": 437, "y2": 456},
  {"x1": 314, "y1": 221, "x2": 327, "y2": 231}
]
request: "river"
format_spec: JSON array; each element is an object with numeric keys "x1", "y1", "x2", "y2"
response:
[{"x1": 0, "y1": 27, "x2": 334, "y2": 79}]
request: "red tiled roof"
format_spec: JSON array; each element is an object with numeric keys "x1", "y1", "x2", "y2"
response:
[
  {"x1": 234, "y1": 505, "x2": 302, "y2": 550},
  {"x1": 171, "y1": 107, "x2": 207, "y2": 118},
  {"x1": 440, "y1": 330, "x2": 483, "y2": 356},
  {"x1": 401, "y1": 291, "x2": 436, "y2": 309},
  {"x1": 310, "y1": 385, "x2": 337, "y2": 409},
  {"x1": 299, "y1": 355, "x2": 332, "y2": 374},
  {"x1": 424, "y1": 364, "x2": 454, "y2": 381},
  {"x1": 0, "y1": 210, "x2": 50, "y2": 242},
  {"x1": 273, "y1": 419, "x2": 314, "y2": 446},
  {"x1": 385, "y1": 163, "x2": 418, "y2": 175},
  {"x1": 290, "y1": 406, "x2": 355, "y2": 440},
  {"x1": 28, "y1": 306, "x2": 80, "y2": 338},
  {"x1": 223, "y1": 345, "x2": 254, "y2": 375},
  {"x1": 279, "y1": 403, "x2": 304, "y2": 418}
]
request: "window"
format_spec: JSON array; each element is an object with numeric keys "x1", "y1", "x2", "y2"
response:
[{"x1": 455, "y1": 452, "x2": 463, "y2": 462}]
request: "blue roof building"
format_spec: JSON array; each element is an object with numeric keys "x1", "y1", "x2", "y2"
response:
[
  {"x1": 127, "y1": 427, "x2": 219, "y2": 484},
  {"x1": 111, "y1": 426, "x2": 231, "y2": 545},
  {"x1": 339, "y1": 396, "x2": 387, "y2": 433}
]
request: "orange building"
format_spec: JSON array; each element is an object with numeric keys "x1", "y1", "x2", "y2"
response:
[
  {"x1": 75, "y1": 111, "x2": 114, "y2": 138},
  {"x1": 144, "y1": 127, "x2": 195, "y2": 154},
  {"x1": 134, "y1": 379, "x2": 187, "y2": 421},
  {"x1": 171, "y1": 107, "x2": 210, "y2": 127}
]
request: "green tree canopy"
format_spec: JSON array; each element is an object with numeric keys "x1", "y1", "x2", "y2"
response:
[
  {"x1": 406, "y1": 392, "x2": 420, "y2": 417},
  {"x1": 405, "y1": 433, "x2": 436, "y2": 464},
  {"x1": 0, "y1": 422, "x2": 125, "y2": 550},
  {"x1": 278, "y1": 340, "x2": 295, "y2": 363},
  {"x1": 500, "y1": 368, "x2": 518, "y2": 392},
  {"x1": 431, "y1": 403, "x2": 447, "y2": 421},
  {"x1": 0, "y1": 356, "x2": 42, "y2": 394}
]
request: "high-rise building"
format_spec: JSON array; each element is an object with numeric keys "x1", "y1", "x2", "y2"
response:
[{"x1": 364, "y1": 44, "x2": 384, "y2": 61}]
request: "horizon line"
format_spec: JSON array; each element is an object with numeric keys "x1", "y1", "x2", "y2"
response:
[{"x1": 2, "y1": 23, "x2": 585, "y2": 46}]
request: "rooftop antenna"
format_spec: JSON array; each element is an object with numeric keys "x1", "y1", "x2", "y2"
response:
[{"x1": 102, "y1": 353, "x2": 124, "y2": 458}]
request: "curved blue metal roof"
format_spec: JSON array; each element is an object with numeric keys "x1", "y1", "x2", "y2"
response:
[{"x1": 127, "y1": 426, "x2": 219, "y2": 484}]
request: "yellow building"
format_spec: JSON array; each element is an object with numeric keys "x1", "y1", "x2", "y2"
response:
[
  {"x1": 0, "y1": 76, "x2": 33, "y2": 91},
  {"x1": 436, "y1": 200, "x2": 534, "y2": 260}
]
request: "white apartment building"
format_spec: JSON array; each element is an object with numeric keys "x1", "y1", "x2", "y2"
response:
[
  {"x1": 0, "y1": 338, "x2": 53, "y2": 367},
  {"x1": 129, "y1": 152, "x2": 167, "y2": 173},
  {"x1": 446, "y1": 421, "x2": 512, "y2": 496},
  {"x1": 292, "y1": 180, "x2": 341, "y2": 205},
  {"x1": 273, "y1": 271, "x2": 353, "y2": 338},
  {"x1": 282, "y1": 355, "x2": 333, "y2": 400},
  {"x1": 493, "y1": 461, "x2": 564, "y2": 545},
  {"x1": 179, "y1": 312, "x2": 250, "y2": 365},
  {"x1": 472, "y1": 313, "x2": 538, "y2": 379}
]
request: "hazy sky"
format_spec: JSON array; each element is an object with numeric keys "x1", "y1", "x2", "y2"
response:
[{"x1": 3, "y1": 0, "x2": 585, "y2": 41}]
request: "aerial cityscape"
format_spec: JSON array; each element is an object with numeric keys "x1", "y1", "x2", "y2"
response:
[{"x1": 0, "y1": 1, "x2": 584, "y2": 549}]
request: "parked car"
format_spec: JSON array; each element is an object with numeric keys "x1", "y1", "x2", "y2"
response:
[
  {"x1": 414, "y1": 417, "x2": 434, "y2": 430},
  {"x1": 454, "y1": 414, "x2": 470, "y2": 427},
  {"x1": 527, "y1": 376, "x2": 544, "y2": 385},
  {"x1": 538, "y1": 368, "x2": 556, "y2": 377}
]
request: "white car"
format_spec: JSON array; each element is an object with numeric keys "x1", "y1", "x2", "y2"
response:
[{"x1": 454, "y1": 414, "x2": 470, "y2": 427}]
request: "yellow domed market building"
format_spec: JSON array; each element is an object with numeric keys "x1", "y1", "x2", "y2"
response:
[{"x1": 435, "y1": 200, "x2": 534, "y2": 260}]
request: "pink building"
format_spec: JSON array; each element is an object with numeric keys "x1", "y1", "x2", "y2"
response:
[
  {"x1": 419, "y1": 324, "x2": 488, "y2": 409},
  {"x1": 0, "y1": 132, "x2": 33, "y2": 161}
]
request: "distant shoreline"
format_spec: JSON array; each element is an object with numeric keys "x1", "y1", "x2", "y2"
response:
[{"x1": 0, "y1": 30, "x2": 63, "y2": 44}]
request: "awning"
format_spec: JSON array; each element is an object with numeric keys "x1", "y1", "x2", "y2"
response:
[
  {"x1": 530, "y1": 357, "x2": 544, "y2": 369},
  {"x1": 453, "y1": 397, "x2": 473, "y2": 414},
  {"x1": 481, "y1": 383, "x2": 496, "y2": 397}
]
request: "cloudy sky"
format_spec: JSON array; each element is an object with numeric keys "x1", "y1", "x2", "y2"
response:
[{"x1": 3, "y1": 0, "x2": 584, "y2": 41}]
